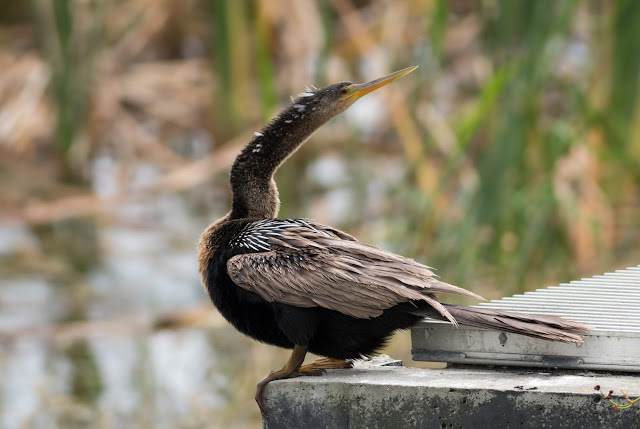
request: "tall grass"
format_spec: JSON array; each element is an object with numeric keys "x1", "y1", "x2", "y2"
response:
[
  {"x1": 395, "y1": 0, "x2": 639, "y2": 295},
  {"x1": 30, "y1": 0, "x2": 106, "y2": 181}
]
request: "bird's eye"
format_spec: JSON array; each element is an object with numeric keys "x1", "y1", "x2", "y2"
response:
[{"x1": 340, "y1": 87, "x2": 349, "y2": 95}]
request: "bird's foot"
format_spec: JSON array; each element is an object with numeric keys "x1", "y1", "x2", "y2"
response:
[
  {"x1": 255, "y1": 366, "x2": 325, "y2": 416},
  {"x1": 299, "y1": 357, "x2": 353, "y2": 372}
]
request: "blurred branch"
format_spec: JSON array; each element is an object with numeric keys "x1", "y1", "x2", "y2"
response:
[
  {"x1": 1, "y1": 135, "x2": 247, "y2": 225},
  {"x1": 0, "y1": 301, "x2": 222, "y2": 345}
]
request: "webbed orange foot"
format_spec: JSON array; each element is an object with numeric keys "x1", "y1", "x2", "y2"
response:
[
  {"x1": 299, "y1": 357, "x2": 352, "y2": 372},
  {"x1": 256, "y1": 344, "x2": 310, "y2": 417}
]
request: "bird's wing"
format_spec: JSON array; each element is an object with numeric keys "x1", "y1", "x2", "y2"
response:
[{"x1": 226, "y1": 219, "x2": 483, "y2": 321}]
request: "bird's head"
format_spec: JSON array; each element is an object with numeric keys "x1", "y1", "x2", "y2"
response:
[
  {"x1": 230, "y1": 65, "x2": 418, "y2": 219},
  {"x1": 289, "y1": 65, "x2": 418, "y2": 124}
]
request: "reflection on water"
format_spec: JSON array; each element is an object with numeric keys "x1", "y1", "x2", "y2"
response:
[{"x1": 1, "y1": 330, "x2": 231, "y2": 428}]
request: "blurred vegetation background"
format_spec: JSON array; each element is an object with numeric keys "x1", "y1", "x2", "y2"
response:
[{"x1": 1, "y1": 0, "x2": 639, "y2": 428}]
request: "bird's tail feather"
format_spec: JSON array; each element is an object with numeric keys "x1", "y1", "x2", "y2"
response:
[{"x1": 415, "y1": 304, "x2": 590, "y2": 343}]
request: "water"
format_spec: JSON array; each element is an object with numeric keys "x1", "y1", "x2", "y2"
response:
[{"x1": 0, "y1": 161, "x2": 272, "y2": 428}]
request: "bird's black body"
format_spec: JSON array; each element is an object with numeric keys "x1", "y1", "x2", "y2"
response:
[
  {"x1": 201, "y1": 218, "x2": 421, "y2": 360},
  {"x1": 205, "y1": 247, "x2": 294, "y2": 349}
]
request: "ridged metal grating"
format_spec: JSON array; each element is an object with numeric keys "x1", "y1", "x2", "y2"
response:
[
  {"x1": 411, "y1": 265, "x2": 640, "y2": 372},
  {"x1": 476, "y1": 265, "x2": 640, "y2": 332}
]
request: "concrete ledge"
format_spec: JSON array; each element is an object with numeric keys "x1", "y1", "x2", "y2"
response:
[{"x1": 262, "y1": 366, "x2": 640, "y2": 428}]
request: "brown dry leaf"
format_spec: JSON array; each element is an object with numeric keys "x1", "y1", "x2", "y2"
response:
[{"x1": 0, "y1": 53, "x2": 53, "y2": 152}]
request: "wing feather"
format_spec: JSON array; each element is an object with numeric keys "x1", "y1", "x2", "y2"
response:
[{"x1": 227, "y1": 220, "x2": 484, "y2": 319}]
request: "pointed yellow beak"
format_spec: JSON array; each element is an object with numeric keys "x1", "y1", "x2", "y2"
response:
[{"x1": 341, "y1": 65, "x2": 418, "y2": 101}]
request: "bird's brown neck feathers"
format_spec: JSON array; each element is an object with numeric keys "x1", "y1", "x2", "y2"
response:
[{"x1": 228, "y1": 97, "x2": 338, "y2": 220}]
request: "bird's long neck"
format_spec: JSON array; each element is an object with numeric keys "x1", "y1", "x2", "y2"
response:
[{"x1": 228, "y1": 101, "x2": 332, "y2": 220}]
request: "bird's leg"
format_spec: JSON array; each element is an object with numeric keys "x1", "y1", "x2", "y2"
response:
[
  {"x1": 299, "y1": 357, "x2": 353, "y2": 373},
  {"x1": 256, "y1": 344, "x2": 323, "y2": 415}
]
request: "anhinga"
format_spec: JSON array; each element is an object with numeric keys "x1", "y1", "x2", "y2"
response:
[{"x1": 198, "y1": 66, "x2": 588, "y2": 414}]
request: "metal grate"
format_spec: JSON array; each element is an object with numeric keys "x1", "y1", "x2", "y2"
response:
[{"x1": 411, "y1": 265, "x2": 640, "y2": 372}]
